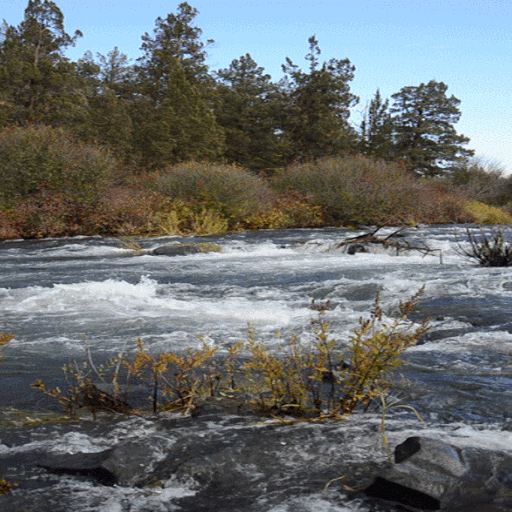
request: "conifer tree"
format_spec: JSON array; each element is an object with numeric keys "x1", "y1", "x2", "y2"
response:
[
  {"x1": 390, "y1": 80, "x2": 473, "y2": 176},
  {"x1": 131, "y1": 2, "x2": 224, "y2": 168},
  {"x1": 360, "y1": 89, "x2": 394, "y2": 160},
  {"x1": 279, "y1": 36, "x2": 359, "y2": 162},
  {"x1": 0, "y1": 0, "x2": 83, "y2": 126},
  {"x1": 75, "y1": 49, "x2": 133, "y2": 157},
  {"x1": 215, "y1": 54, "x2": 283, "y2": 171}
]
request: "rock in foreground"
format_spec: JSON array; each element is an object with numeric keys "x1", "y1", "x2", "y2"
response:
[{"x1": 364, "y1": 436, "x2": 512, "y2": 511}]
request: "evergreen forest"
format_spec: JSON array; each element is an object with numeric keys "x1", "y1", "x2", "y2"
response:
[{"x1": 1, "y1": 0, "x2": 511, "y2": 239}]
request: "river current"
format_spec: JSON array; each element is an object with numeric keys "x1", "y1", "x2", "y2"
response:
[{"x1": 1, "y1": 225, "x2": 512, "y2": 511}]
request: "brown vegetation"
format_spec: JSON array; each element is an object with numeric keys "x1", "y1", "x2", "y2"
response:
[
  {"x1": 0, "y1": 129, "x2": 511, "y2": 240},
  {"x1": 34, "y1": 290, "x2": 429, "y2": 419}
]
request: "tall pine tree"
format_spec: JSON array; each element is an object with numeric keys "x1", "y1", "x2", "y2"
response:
[
  {"x1": 390, "y1": 80, "x2": 473, "y2": 176},
  {"x1": 0, "y1": 0, "x2": 83, "y2": 126},
  {"x1": 279, "y1": 36, "x2": 358, "y2": 162},
  {"x1": 131, "y1": 2, "x2": 224, "y2": 168},
  {"x1": 359, "y1": 89, "x2": 394, "y2": 160},
  {"x1": 215, "y1": 54, "x2": 283, "y2": 171}
]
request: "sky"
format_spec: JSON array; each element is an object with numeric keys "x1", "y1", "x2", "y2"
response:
[{"x1": 3, "y1": 0, "x2": 512, "y2": 174}]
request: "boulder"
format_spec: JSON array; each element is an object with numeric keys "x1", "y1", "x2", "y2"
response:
[
  {"x1": 151, "y1": 244, "x2": 204, "y2": 256},
  {"x1": 40, "y1": 436, "x2": 174, "y2": 487},
  {"x1": 151, "y1": 243, "x2": 221, "y2": 257},
  {"x1": 347, "y1": 243, "x2": 368, "y2": 255},
  {"x1": 363, "y1": 436, "x2": 512, "y2": 511}
]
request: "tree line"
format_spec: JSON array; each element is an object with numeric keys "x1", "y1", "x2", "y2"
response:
[{"x1": 0, "y1": 0, "x2": 475, "y2": 177}]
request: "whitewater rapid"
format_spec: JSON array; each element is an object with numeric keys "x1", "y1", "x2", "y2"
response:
[{"x1": 2, "y1": 226, "x2": 512, "y2": 511}]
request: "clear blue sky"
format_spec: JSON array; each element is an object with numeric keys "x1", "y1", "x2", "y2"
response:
[{"x1": 4, "y1": 0, "x2": 512, "y2": 174}]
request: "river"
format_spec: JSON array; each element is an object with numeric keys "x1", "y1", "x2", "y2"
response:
[{"x1": 1, "y1": 225, "x2": 512, "y2": 511}]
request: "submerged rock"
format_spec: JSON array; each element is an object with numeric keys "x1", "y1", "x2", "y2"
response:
[
  {"x1": 363, "y1": 436, "x2": 512, "y2": 511},
  {"x1": 151, "y1": 242, "x2": 222, "y2": 256}
]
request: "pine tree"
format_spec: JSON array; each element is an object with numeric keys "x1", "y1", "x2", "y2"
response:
[
  {"x1": 0, "y1": 0, "x2": 83, "y2": 126},
  {"x1": 360, "y1": 89, "x2": 394, "y2": 160},
  {"x1": 215, "y1": 54, "x2": 283, "y2": 171},
  {"x1": 74, "y1": 49, "x2": 133, "y2": 157},
  {"x1": 131, "y1": 2, "x2": 224, "y2": 168},
  {"x1": 390, "y1": 80, "x2": 473, "y2": 177},
  {"x1": 279, "y1": 36, "x2": 359, "y2": 162}
]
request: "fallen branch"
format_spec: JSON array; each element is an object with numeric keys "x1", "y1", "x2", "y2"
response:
[{"x1": 336, "y1": 227, "x2": 438, "y2": 257}]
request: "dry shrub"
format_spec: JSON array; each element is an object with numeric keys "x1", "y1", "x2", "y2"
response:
[
  {"x1": 447, "y1": 158, "x2": 511, "y2": 206},
  {"x1": 245, "y1": 192, "x2": 326, "y2": 229},
  {"x1": 272, "y1": 155, "x2": 472, "y2": 226},
  {"x1": 97, "y1": 186, "x2": 165, "y2": 236},
  {"x1": 0, "y1": 210, "x2": 19, "y2": 239},
  {"x1": 0, "y1": 187, "x2": 105, "y2": 239},
  {"x1": 151, "y1": 199, "x2": 229, "y2": 236},
  {"x1": 0, "y1": 125, "x2": 116, "y2": 206},
  {"x1": 410, "y1": 181, "x2": 472, "y2": 224},
  {"x1": 152, "y1": 162, "x2": 275, "y2": 228},
  {"x1": 272, "y1": 156, "x2": 425, "y2": 225},
  {"x1": 463, "y1": 201, "x2": 512, "y2": 225},
  {"x1": 459, "y1": 228, "x2": 512, "y2": 266},
  {"x1": 35, "y1": 290, "x2": 429, "y2": 419}
]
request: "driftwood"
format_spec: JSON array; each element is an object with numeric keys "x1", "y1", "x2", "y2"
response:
[{"x1": 336, "y1": 226, "x2": 439, "y2": 258}]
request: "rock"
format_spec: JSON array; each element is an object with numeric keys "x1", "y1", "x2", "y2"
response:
[
  {"x1": 151, "y1": 243, "x2": 221, "y2": 256},
  {"x1": 363, "y1": 436, "x2": 512, "y2": 511},
  {"x1": 151, "y1": 244, "x2": 204, "y2": 256},
  {"x1": 40, "y1": 449, "x2": 116, "y2": 486},
  {"x1": 40, "y1": 436, "x2": 174, "y2": 487},
  {"x1": 347, "y1": 243, "x2": 368, "y2": 255}
]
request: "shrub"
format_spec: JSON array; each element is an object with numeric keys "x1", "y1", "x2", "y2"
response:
[
  {"x1": 272, "y1": 156, "x2": 427, "y2": 226},
  {"x1": 446, "y1": 158, "x2": 511, "y2": 206},
  {"x1": 245, "y1": 192, "x2": 326, "y2": 229},
  {"x1": 0, "y1": 125, "x2": 116, "y2": 206},
  {"x1": 459, "y1": 228, "x2": 512, "y2": 266},
  {"x1": 272, "y1": 155, "x2": 475, "y2": 226},
  {"x1": 409, "y1": 181, "x2": 471, "y2": 224},
  {"x1": 152, "y1": 162, "x2": 274, "y2": 228},
  {"x1": 150, "y1": 199, "x2": 229, "y2": 236},
  {"x1": 34, "y1": 290, "x2": 429, "y2": 419},
  {"x1": 464, "y1": 201, "x2": 512, "y2": 225}
]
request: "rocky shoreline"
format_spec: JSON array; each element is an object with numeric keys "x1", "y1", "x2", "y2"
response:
[{"x1": 1, "y1": 404, "x2": 512, "y2": 512}]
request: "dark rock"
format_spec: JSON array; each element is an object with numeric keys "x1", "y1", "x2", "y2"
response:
[
  {"x1": 151, "y1": 244, "x2": 204, "y2": 256},
  {"x1": 395, "y1": 436, "x2": 422, "y2": 463},
  {"x1": 347, "y1": 243, "x2": 368, "y2": 255},
  {"x1": 364, "y1": 476, "x2": 440, "y2": 510},
  {"x1": 363, "y1": 436, "x2": 512, "y2": 511},
  {"x1": 151, "y1": 242, "x2": 221, "y2": 257},
  {"x1": 40, "y1": 450, "x2": 116, "y2": 486},
  {"x1": 39, "y1": 436, "x2": 174, "y2": 487}
]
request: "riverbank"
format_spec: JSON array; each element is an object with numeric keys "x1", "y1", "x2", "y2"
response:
[{"x1": 2, "y1": 156, "x2": 512, "y2": 241}]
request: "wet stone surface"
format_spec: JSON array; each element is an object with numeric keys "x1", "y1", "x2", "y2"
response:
[
  {"x1": 0, "y1": 409, "x2": 393, "y2": 512},
  {"x1": 1, "y1": 408, "x2": 512, "y2": 512}
]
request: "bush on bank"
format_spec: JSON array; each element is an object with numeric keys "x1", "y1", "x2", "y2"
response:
[
  {"x1": 0, "y1": 144, "x2": 509, "y2": 239},
  {"x1": 464, "y1": 201, "x2": 512, "y2": 225},
  {"x1": 150, "y1": 162, "x2": 275, "y2": 229},
  {"x1": 271, "y1": 155, "x2": 471, "y2": 226},
  {"x1": 0, "y1": 126, "x2": 116, "y2": 206}
]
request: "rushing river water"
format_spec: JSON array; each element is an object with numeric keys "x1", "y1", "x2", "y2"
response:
[{"x1": 1, "y1": 225, "x2": 512, "y2": 511}]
